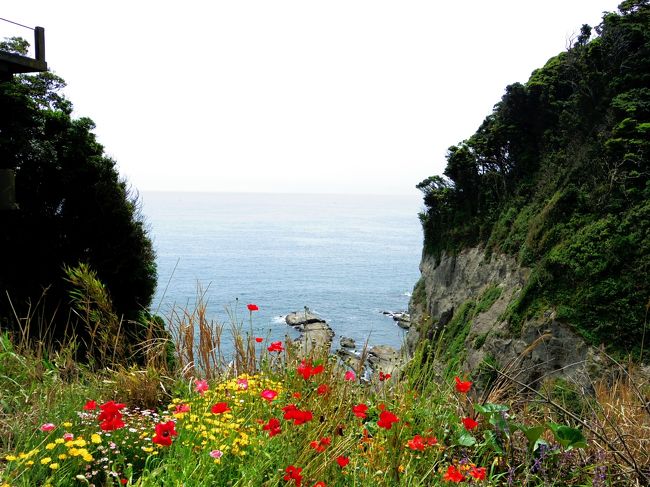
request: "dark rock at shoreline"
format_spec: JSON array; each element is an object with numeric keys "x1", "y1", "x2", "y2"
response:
[
  {"x1": 286, "y1": 309, "x2": 327, "y2": 327},
  {"x1": 286, "y1": 309, "x2": 333, "y2": 355},
  {"x1": 340, "y1": 336, "x2": 356, "y2": 349}
]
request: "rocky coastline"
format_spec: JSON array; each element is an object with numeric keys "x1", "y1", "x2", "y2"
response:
[{"x1": 284, "y1": 308, "x2": 410, "y2": 377}]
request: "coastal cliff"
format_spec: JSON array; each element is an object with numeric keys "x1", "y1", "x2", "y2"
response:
[
  {"x1": 409, "y1": 3, "x2": 649, "y2": 381},
  {"x1": 407, "y1": 248, "x2": 601, "y2": 388}
]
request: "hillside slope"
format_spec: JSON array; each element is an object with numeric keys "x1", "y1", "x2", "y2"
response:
[{"x1": 411, "y1": 1, "x2": 649, "y2": 369}]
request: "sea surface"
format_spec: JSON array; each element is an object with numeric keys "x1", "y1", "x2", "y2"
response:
[{"x1": 140, "y1": 192, "x2": 423, "y2": 353}]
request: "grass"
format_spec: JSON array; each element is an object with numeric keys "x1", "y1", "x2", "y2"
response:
[{"x1": 0, "y1": 297, "x2": 649, "y2": 486}]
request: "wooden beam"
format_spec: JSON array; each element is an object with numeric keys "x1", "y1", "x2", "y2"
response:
[{"x1": 35, "y1": 26, "x2": 45, "y2": 62}]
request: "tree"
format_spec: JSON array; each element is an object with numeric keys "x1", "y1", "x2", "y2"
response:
[{"x1": 0, "y1": 39, "x2": 157, "y2": 348}]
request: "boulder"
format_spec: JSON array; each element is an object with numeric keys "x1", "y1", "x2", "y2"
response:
[
  {"x1": 286, "y1": 309, "x2": 326, "y2": 327},
  {"x1": 340, "y1": 336, "x2": 356, "y2": 349}
]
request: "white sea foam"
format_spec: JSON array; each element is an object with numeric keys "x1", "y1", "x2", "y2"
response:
[
  {"x1": 403, "y1": 291, "x2": 412, "y2": 297},
  {"x1": 272, "y1": 315, "x2": 286, "y2": 324}
]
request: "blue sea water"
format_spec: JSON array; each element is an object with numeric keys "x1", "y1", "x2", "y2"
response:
[{"x1": 140, "y1": 192, "x2": 423, "y2": 351}]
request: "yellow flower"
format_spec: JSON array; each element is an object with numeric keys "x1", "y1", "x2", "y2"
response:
[
  {"x1": 82, "y1": 453, "x2": 93, "y2": 462},
  {"x1": 63, "y1": 422, "x2": 73, "y2": 427},
  {"x1": 26, "y1": 460, "x2": 34, "y2": 466},
  {"x1": 4, "y1": 454, "x2": 16, "y2": 461},
  {"x1": 46, "y1": 443, "x2": 56, "y2": 450},
  {"x1": 54, "y1": 438, "x2": 65, "y2": 444},
  {"x1": 91, "y1": 434, "x2": 102, "y2": 444},
  {"x1": 49, "y1": 462, "x2": 60, "y2": 470},
  {"x1": 58, "y1": 454, "x2": 68, "y2": 460},
  {"x1": 40, "y1": 457, "x2": 52, "y2": 465}
]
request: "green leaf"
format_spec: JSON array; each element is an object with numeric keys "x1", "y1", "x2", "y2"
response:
[
  {"x1": 474, "y1": 403, "x2": 509, "y2": 415},
  {"x1": 547, "y1": 422, "x2": 587, "y2": 449},
  {"x1": 520, "y1": 425, "x2": 546, "y2": 450},
  {"x1": 457, "y1": 432, "x2": 477, "y2": 447}
]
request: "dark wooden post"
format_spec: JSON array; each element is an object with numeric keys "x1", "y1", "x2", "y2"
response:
[{"x1": 35, "y1": 27, "x2": 45, "y2": 62}]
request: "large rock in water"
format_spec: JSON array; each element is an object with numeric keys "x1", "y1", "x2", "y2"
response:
[
  {"x1": 286, "y1": 310, "x2": 333, "y2": 355},
  {"x1": 367, "y1": 345, "x2": 402, "y2": 374},
  {"x1": 286, "y1": 310, "x2": 327, "y2": 327}
]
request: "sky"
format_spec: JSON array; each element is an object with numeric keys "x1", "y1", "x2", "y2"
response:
[{"x1": 2, "y1": 1, "x2": 621, "y2": 196}]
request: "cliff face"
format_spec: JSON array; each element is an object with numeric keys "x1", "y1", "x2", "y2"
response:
[
  {"x1": 412, "y1": 4, "x2": 649, "y2": 369},
  {"x1": 408, "y1": 248, "x2": 601, "y2": 388}
]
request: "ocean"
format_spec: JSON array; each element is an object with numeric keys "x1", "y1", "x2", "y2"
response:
[{"x1": 140, "y1": 192, "x2": 423, "y2": 352}]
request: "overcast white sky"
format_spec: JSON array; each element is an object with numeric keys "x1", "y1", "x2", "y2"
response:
[{"x1": 3, "y1": 1, "x2": 621, "y2": 195}]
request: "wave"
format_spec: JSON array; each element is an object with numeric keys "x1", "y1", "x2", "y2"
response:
[
  {"x1": 272, "y1": 315, "x2": 287, "y2": 324},
  {"x1": 402, "y1": 291, "x2": 412, "y2": 297}
]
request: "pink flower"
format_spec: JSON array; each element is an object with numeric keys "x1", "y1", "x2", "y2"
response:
[
  {"x1": 210, "y1": 449, "x2": 223, "y2": 459},
  {"x1": 194, "y1": 379, "x2": 209, "y2": 395},
  {"x1": 344, "y1": 370, "x2": 356, "y2": 381},
  {"x1": 261, "y1": 389, "x2": 278, "y2": 401},
  {"x1": 237, "y1": 378, "x2": 249, "y2": 390},
  {"x1": 63, "y1": 433, "x2": 74, "y2": 442},
  {"x1": 174, "y1": 403, "x2": 190, "y2": 414},
  {"x1": 40, "y1": 423, "x2": 56, "y2": 432}
]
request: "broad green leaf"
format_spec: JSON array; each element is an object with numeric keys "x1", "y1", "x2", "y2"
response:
[{"x1": 457, "y1": 432, "x2": 477, "y2": 447}]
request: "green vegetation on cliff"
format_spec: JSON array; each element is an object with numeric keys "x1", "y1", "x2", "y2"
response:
[{"x1": 417, "y1": 1, "x2": 649, "y2": 356}]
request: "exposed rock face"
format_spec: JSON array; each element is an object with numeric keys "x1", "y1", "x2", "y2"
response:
[
  {"x1": 340, "y1": 336, "x2": 356, "y2": 349},
  {"x1": 408, "y1": 247, "x2": 601, "y2": 389},
  {"x1": 367, "y1": 345, "x2": 402, "y2": 375},
  {"x1": 286, "y1": 310, "x2": 333, "y2": 355}
]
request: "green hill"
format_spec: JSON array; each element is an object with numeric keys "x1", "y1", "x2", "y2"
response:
[{"x1": 416, "y1": 0, "x2": 649, "y2": 357}]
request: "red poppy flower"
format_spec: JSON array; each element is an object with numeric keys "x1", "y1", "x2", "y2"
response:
[
  {"x1": 317, "y1": 384, "x2": 330, "y2": 395},
  {"x1": 247, "y1": 303, "x2": 259, "y2": 311},
  {"x1": 469, "y1": 466, "x2": 486, "y2": 480},
  {"x1": 83, "y1": 400, "x2": 97, "y2": 411},
  {"x1": 312, "y1": 483, "x2": 326, "y2": 487},
  {"x1": 454, "y1": 376, "x2": 472, "y2": 393},
  {"x1": 352, "y1": 403, "x2": 368, "y2": 419},
  {"x1": 98, "y1": 401, "x2": 126, "y2": 431},
  {"x1": 292, "y1": 392, "x2": 302, "y2": 399},
  {"x1": 407, "y1": 434, "x2": 426, "y2": 451},
  {"x1": 268, "y1": 341, "x2": 284, "y2": 353},
  {"x1": 152, "y1": 420, "x2": 178, "y2": 446},
  {"x1": 297, "y1": 360, "x2": 325, "y2": 380},
  {"x1": 284, "y1": 465, "x2": 302, "y2": 486},
  {"x1": 211, "y1": 402, "x2": 231, "y2": 414},
  {"x1": 255, "y1": 337, "x2": 264, "y2": 343},
  {"x1": 379, "y1": 371, "x2": 391, "y2": 381},
  {"x1": 120, "y1": 479, "x2": 128, "y2": 485},
  {"x1": 262, "y1": 417, "x2": 282, "y2": 437},
  {"x1": 377, "y1": 410, "x2": 400, "y2": 430},
  {"x1": 282, "y1": 404, "x2": 313, "y2": 425},
  {"x1": 344, "y1": 370, "x2": 355, "y2": 381},
  {"x1": 462, "y1": 417, "x2": 479, "y2": 430},
  {"x1": 443, "y1": 465, "x2": 465, "y2": 482},
  {"x1": 261, "y1": 389, "x2": 278, "y2": 401},
  {"x1": 336, "y1": 455, "x2": 350, "y2": 467}
]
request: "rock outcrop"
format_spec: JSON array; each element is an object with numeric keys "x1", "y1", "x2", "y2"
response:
[
  {"x1": 408, "y1": 247, "x2": 602, "y2": 390},
  {"x1": 285, "y1": 310, "x2": 334, "y2": 355}
]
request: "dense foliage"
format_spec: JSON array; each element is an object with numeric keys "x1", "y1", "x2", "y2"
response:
[
  {"x1": 417, "y1": 1, "x2": 649, "y2": 355},
  {"x1": 0, "y1": 39, "x2": 157, "y2": 346}
]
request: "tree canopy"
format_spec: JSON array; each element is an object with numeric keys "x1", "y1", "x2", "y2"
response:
[
  {"x1": 0, "y1": 39, "x2": 157, "y2": 346},
  {"x1": 417, "y1": 1, "x2": 649, "y2": 356}
]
